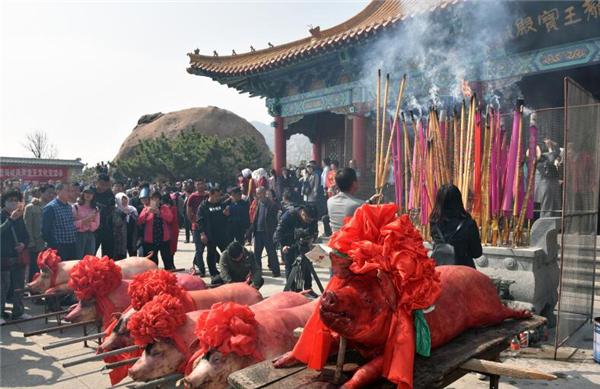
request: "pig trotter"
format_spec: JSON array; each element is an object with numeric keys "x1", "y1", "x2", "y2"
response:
[
  {"x1": 273, "y1": 352, "x2": 301, "y2": 368},
  {"x1": 340, "y1": 354, "x2": 383, "y2": 389}
]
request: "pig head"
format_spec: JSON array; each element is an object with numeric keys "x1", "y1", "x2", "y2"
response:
[
  {"x1": 128, "y1": 340, "x2": 187, "y2": 381},
  {"x1": 64, "y1": 280, "x2": 132, "y2": 323},
  {"x1": 97, "y1": 309, "x2": 136, "y2": 353},
  {"x1": 184, "y1": 348, "x2": 249, "y2": 389},
  {"x1": 319, "y1": 270, "x2": 396, "y2": 352}
]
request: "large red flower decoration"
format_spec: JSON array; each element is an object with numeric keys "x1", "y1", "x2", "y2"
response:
[
  {"x1": 194, "y1": 302, "x2": 263, "y2": 361},
  {"x1": 68, "y1": 255, "x2": 122, "y2": 301},
  {"x1": 37, "y1": 249, "x2": 61, "y2": 273},
  {"x1": 323, "y1": 204, "x2": 441, "y2": 388},
  {"x1": 128, "y1": 294, "x2": 186, "y2": 346},
  {"x1": 128, "y1": 269, "x2": 185, "y2": 311}
]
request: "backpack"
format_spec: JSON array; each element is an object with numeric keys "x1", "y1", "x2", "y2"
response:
[{"x1": 430, "y1": 220, "x2": 466, "y2": 266}]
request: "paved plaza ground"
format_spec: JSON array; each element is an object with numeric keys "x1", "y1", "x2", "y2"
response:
[{"x1": 1, "y1": 231, "x2": 599, "y2": 389}]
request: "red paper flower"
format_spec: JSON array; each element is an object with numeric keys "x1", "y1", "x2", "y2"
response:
[
  {"x1": 329, "y1": 204, "x2": 441, "y2": 313},
  {"x1": 128, "y1": 294, "x2": 186, "y2": 345},
  {"x1": 128, "y1": 269, "x2": 185, "y2": 311},
  {"x1": 194, "y1": 302, "x2": 263, "y2": 360},
  {"x1": 68, "y1": 255, "x2": 122, "y2": 301},
  {"x1": 37, "y1": 249, "x2": 61, "y2": 273}
]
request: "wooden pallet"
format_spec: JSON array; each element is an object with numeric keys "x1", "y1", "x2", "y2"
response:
[{"x1": 228, "y1": 315, "x2": 548, "y2": 389}]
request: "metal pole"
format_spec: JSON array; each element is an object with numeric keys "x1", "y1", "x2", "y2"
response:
[
  {"x1": 24, "y1": 320, "x2": 100, "y2": 337},
  {"x1": 23, "y1": 291, "x2": 73, "y2": 300},
  {"x1": 43, "y1": 332, "x2": 107, "y2": 350},
  {"x1": 63, "y1": 345, "x2": 142, "y2": 368},
  {"x1": 129, "y1": 373, "x2": 184, "y2": 389},
  {"x1": 168, "y1": 268, "x2": 186, "y2": 273},
  {"x1": 103, "y1": 357, "x2": 140, "y2": 370},
  {"x1": 3, "y1": 309, "x2": 69, "y2": 325},
  {"x1": 333, "y1": 337, "x2": 347, "y2": 385}
]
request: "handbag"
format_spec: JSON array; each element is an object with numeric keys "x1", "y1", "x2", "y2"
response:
[
  {"x1": 430, "y1": 220, "x2": 466, "y2": 266},
  {"x1": 11, "y1": 226, "x2": 30, "y2": 266}
]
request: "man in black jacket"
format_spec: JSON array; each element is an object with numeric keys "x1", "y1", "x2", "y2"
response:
[
  {"x1": 225, "y1": 187, "x2": 250, "y2": 244},
  {"x1": 273, "y1": 204, "x2": 318, "y2": 294},
  {"x1": 252, "y1": 187, "x2": 280, "y2": 276},
  {"x1": 196, "y1": 187, "x2": 231, "y2": 278},
  {"x1": 92, "y1": 174, "x2": 115, "y2": 258},
  {"x1": 1, "y1": 190, "x2": 30, "y2": 323}
]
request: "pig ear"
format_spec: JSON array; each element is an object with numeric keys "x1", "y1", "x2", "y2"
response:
[{"x1": 376, "y1": 270, "x2": 397, "y2": 310}]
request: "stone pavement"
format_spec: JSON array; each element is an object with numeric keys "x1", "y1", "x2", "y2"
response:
[{"x1": 1, "y1": 231, "x2": 599, "y2": 389}]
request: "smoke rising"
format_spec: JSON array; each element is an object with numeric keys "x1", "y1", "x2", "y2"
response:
[{"x1": 358, "y1": 0, "x2": 519, "y2": 113}]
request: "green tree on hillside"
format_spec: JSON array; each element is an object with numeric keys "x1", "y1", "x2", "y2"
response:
[
  {"x1": 114, "y1": 130, "x2": 270, "y2": 186},
  {"x1": 236, "y1": 135, "x2": 272, "y2": 172}
]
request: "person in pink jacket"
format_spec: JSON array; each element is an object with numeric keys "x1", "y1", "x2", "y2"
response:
[
  {"x1": 72, "y1": 186, "x2": 100, "y2": 258},
  {"x1": 137, "y1": 191, "x2": 174, "y2": 269}
]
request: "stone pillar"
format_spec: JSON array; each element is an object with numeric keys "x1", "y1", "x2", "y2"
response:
[
  {"x1": 273, "y1": 116, "x2": 286, "y2": 173},
  {"x1": 352, "y1": 107, "x2": 366, "y2": 174}
]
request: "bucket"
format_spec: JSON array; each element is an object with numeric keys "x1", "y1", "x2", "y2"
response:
[{"x1": 594, "y1": 317, "x2": 600, "y2": 363}]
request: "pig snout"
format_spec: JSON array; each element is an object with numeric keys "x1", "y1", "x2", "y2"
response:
[
  {"x1": 64, "y1": 302, "x2": 83, "y2": 322},
  {"x1": 185, "y1": 353, "x2": 235, "y2": 389},
  {"x1": 128, "y1": 341, "x2": 186, "y2": 381},
  {"x1": 321, "y1": 291, "x2": 337, "y2": 309},
  {"x1": 64, "y1": 301, "x2": 96, "y2": 323}
]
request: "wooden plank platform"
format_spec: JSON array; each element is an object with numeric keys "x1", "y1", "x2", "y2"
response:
[{"x1": 228, "y1": 315, "x2": 547, "y2": 389}]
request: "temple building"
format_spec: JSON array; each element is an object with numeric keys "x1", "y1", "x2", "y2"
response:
[{"x1": 187, "y1": 0, "x2": 600, "y2": 195}]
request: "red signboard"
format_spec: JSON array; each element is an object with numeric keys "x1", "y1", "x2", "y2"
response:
[{"x1": 0, "y1": 165, "x2": 69, "y2": 183}]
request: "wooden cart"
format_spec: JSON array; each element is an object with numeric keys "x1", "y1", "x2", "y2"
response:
[{"x1": 228, "y1": 315, "x2": 549, "y2": 389}]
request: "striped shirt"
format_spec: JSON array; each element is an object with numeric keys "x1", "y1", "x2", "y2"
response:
[{"x1": 42, "y1": 198, "x2": 77, "y2": 246}]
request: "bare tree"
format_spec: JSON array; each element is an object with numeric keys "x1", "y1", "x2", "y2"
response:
[{"x1": 21, "y1": 130, "x2": 59, "y2": 159}]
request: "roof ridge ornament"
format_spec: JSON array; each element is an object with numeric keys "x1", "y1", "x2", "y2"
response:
[
  {"x1": 309, "y1": 25, "x2": 321, "y2": 38},
  {"x1": 251, "y1": 46, "x2": 256, "y2": 52},
  {"x1": 213, "y1": 50, "x2": 218, "y2": 57},
  {"x1": 194, "y1": 48, "x2": 200, "y2": 55},
  {"x1": 268, "y1": 42, "x2": 274, "y2": 48},
  {"x1": 232, "y1": 50, "x2": 237, "y2": 56}
]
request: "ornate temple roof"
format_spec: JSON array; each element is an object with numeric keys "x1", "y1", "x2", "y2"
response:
[{"x1": 187, "y1": 0, "x2": 458, "y2": 77}]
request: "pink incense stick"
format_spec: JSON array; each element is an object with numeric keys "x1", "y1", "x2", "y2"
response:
[{"x1": 501, "y1": 109, "x2": 520, "y2": 212}]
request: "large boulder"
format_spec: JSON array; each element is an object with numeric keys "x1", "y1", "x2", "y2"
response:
[{"x1": 115, "y1": 106, "x2": 271, "y2": 161}]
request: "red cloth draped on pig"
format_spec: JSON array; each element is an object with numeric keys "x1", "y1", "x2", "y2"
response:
[{"x1": 277, "y1": 204, "x2": 531, "y2": 389}]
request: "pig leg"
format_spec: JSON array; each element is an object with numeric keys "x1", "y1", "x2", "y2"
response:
[
  {"x1": 274, "y1": 337, "x2": 341, "y2": 368},
  {"x1": 341, "y1": 354, "x2": 383, "y2": 389},
  {"x1": 272, "y1": 352, "x2": 300, "y2": 368}
]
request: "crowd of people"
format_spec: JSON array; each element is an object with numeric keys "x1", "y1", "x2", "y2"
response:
[{"x1": 0, "y1": 157, "x2": 375, "y2": 324}]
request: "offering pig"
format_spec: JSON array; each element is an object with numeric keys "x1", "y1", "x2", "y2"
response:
[
  {"x1": 98, "y1": 277, "x2": 260, "y2": 354},
  {"x1": 274, "y1": 204, "x2": 531, "y2": 389},
  {"x1": 28, "y1": 249, "x2": 157, "y2": 294},
  {"x1": 126, "y1": 291, "x2": 311, "y2": 382},
  {"x1": 184, "y1": 299, "x2": 317, "y2": 389},
  {"x1": 65, "y1": 266, "x2": 206, "y2": 326}
]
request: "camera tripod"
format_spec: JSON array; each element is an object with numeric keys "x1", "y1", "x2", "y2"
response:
[{"x1": 283, "y1": 252, "x2": 325, "y2": 295}]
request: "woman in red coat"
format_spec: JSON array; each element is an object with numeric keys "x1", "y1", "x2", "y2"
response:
[{"x1": 137, "y1": 192, "x2": 174, "y2": 269}]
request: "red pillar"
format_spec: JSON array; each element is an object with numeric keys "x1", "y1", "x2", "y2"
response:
[
  {"x1": 273, "y1": 116, "x2": 286, "y2": 173},
  {"x1": 312, "y1": 133, "x2": 321, "y2": 162},
  {"x1": 352, "y1": 107, "x2": 366, "y2": 174}
]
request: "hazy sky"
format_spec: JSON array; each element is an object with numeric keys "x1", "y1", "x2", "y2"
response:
[{"x1": 1, "y1": 0, "x2": 367, "y2": 165}]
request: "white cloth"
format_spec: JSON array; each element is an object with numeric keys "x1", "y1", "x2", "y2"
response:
[
  {"x1": 321, "y1": 166, "x2": 330, "y2": 188},
  {"x1": 115, "y1": 192, "x2": 138, "y2": 222}
]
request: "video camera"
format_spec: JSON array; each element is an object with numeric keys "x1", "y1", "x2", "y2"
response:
[{"x1": 292, "y1": 227, "x2": 314, "y2": 253}]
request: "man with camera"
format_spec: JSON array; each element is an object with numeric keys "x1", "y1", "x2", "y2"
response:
[{"x1": 273, "y1": 204, "x2": 318, "y2": 297}]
